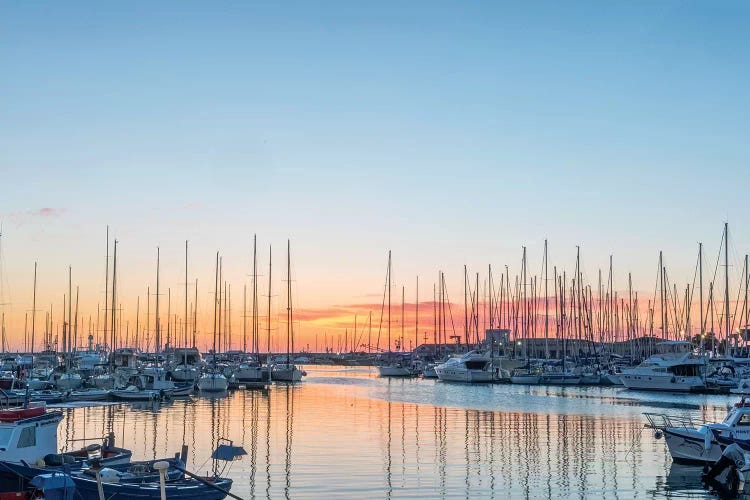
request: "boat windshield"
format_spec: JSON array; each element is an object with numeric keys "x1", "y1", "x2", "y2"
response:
[{"x1": 0, "y1": 428, "x2": 13, "y2": 447}]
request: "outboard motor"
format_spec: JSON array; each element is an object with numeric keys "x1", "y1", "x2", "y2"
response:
[{"x1": 703, "y1": 443, "x2": 748, "y2": 496}]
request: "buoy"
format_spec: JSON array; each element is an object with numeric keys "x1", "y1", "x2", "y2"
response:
[{"x1": 654, "y1": 430, "x2": 663, "y2": 440}]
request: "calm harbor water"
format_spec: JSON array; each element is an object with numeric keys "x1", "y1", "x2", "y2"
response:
[{"x1": 53, "y1": 366, "x2": 733, "y2": 499}]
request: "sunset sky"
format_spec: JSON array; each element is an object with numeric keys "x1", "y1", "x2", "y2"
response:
[{"x1": 1, "y1": 1, "x2": 749, "y2": 351}]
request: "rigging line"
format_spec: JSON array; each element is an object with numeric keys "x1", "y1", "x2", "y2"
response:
[{"x1": 730, "y1": 256, "x2": 747, "y2": 334}]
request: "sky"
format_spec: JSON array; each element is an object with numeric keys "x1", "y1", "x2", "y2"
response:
[{"x1": 1, "y1": 1, "x2": 749, "y2": 352}]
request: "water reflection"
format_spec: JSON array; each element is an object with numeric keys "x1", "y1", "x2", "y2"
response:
[{"x1": 53, "y1": 367, "x2": 720, "y2": 499}]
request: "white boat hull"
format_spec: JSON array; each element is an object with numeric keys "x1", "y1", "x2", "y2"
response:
[
  {"x1": 663, "y1": 427, "x2": 723, "y2": 464},
  {"x1": 621, "y1": 373, "x2": 704, "y2": 392},
  {"x1": 171, "y1": 366, "x2": 200, "y2": 382},
  {"x1": 422, "y1": 365, "x2": 438, "y2": 378},
  {"x1": 435, "y1": 367, "x2": 494, "y2": 383},
  {"x1": 197, "y1": 373, "x2": 229, "y2": 392}
]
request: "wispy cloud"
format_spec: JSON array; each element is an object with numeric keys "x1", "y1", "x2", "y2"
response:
[{"x1": 2, "y1": 207, "x2": 66, "y2": 227}]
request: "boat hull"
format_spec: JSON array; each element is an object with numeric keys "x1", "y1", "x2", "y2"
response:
[
  {"x1": 197, "y1": 374, "x2": 229, "y2": 392},
  {"x1": 663, "y1": 428, "x2": 723, "y2": 464},
  {"x1": 435, "y1": 367, "x2": 494, "y2": 383},
  {"x1": 621, "y1": 373, "x2": 704, "y2": 392},
  {"x1": 376, "y1": 366, "x2": 414, "y2": 377},
  {"x1": 510, "y1": 375, "x2": 540, "y2": 384},
  {"x1": 271, "y1": 369, "x2": 303, "y2": 382}
]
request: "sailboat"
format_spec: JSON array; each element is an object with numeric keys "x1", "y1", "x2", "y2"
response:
[
  {"x1": 171, "y1": 241, "x2": 202, "y2": 384},
  {"x1": 229, "y1": 235, "x2": 265, "y2": 387},
  {"x1": 198, "y1": 252, "x2": 229, "y2": 392},
  {"x1": 272, "y1": 240, "x2": 304, "y2": 382},
  {"x1": 377, "y1": 252, "x2": 418, "y2": 377}
]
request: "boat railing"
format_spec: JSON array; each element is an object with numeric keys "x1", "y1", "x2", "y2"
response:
[{"x1": 643, "y1": 412, "x2": 697, "y2": 431}]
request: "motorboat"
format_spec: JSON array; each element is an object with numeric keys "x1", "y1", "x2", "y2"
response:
[
  {"x1": 435, "y1": 351, "x2": 496, "y2": 383},
  {"x1": 621, "y1": 341, "x2": 706, "y2": 392},
  {"x1": 645, "y1": 398, "x2": 750, "y2": 464}
]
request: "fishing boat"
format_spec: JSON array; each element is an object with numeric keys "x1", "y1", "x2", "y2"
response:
[{"x1": 0, "y1": 403, "x2": 63, "y2": 465}]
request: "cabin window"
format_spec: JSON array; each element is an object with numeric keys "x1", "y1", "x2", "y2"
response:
[
  {"x1": 17, "y1": 426, "x2": 36, "y2": 448},
  {"x1": 737, "y1": 414, "x2": 750, "y2": 427}
]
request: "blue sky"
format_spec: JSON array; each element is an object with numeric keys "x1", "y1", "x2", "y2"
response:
[{"x1": 1, "y1": 1, "x2": 748, "y2": 346}]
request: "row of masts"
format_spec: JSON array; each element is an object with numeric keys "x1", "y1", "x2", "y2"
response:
[
  {"x1": 16, "y1": 229, "x2": 298, "y2": 357},
  {"x1": 7, "y1": 223, "x2": 749, "y2": 357}
]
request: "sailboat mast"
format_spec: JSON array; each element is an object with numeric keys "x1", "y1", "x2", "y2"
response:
[
  {"x1": 522, "y1": 246, "x2": 527, "y2": 359},
  {"x1": 111, "y1": 240, "x2": 117, "y2": 352},
  {"x1": 74, "y1": 287, "x2": 79, "y2": 350},
  {"x1": 31, "y1": 262, "x2": 36, "y2": 356},
  {"x1": 185, "y1": 240, "x2": 188, "y2": 355},
  {"x1": 464, "y1": 265, "x2": 468, "y2": 346},
  {"x1": 104, "y1": 226, "x2": 109, "y2": 355},
  {"x1": 267, "y1": 246, "x2": 272, "y2": 357},
  {"x1": 253, "y1": 235, "x2": 258, "y2": 354},
  {"x1": 544, "y1": 239, "x2": 549, "y2": 358},
  {"x1": 155, "y1": 247, "x2": 160, "y2": 353},
  {"x1": 212, "y1": 251, "x2": 219, "y2": 360},
  {"x1": 387, "y1": 251, "x2": 391, "y2": 353},
  {"x1": 699, "y1": 242, "x2": 704, "y2": 337},
  {"x1": 659, "y1": 251, "x2": 664, "y2": 341},
  {"x1": 287, "y1": 240, "x2": 291, "y2": 363},
  {"x1": 725, "y1": 222, "x2": 730, "y2": 352},
  {"x1": 415, "y1": 276, "x2": 418, "y2": 354},
  {"x1": 243, "y1": 284, "x2": 247, "y2": 353}
]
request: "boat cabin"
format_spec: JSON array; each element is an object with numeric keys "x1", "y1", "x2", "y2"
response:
[{"x1": 0, "y1": 403, "x2": 63, "y2": 464}]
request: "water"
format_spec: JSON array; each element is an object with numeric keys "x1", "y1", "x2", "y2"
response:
[{"x1": 53, "y1": 366, "x2": 735, "y2": 499}]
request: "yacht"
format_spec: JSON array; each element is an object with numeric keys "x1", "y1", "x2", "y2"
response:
[
  {"x1": 620, "y1": 341, "x2": 706, "y2": 392},
  {"x1": 646, "y1": 398, "x2": 750, "y2": 464},
  {"x1": 435, "y1": 351, "x2": 496, "y2": 383}
]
